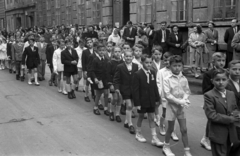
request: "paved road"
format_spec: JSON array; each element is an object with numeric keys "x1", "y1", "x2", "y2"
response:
[{"x1": 0, "y1": 69, "x2": 212, "y2": 156}]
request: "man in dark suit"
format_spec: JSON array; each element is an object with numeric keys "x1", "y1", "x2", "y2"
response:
[
  {"x1": 153, "y1": 21, "x2": 170, "y2": 54},
  {"x1": 61, "y1": 39, "x2": 79, "y2": 99},
  {"x1": 167, "y1": 25, "x2": 183, "y2": 56},
  {"x1": 46, "y1": 37, "x2": 57, "y2": 86},
  {"x1": 36, "y1": 37, "x2": 47, "y2": 81},
  {"x1": 84, "y1": 26, "x2": 98, "y2": 40},
  {"x1": 122, "y1": 21, "x2": 137, "y2": 47},
  {"x1": 226, "y1": 60, "x2": 240, "y2": 156},
  {"x1": 224, "y1": 19, "x2": 239, "y2": 67}
]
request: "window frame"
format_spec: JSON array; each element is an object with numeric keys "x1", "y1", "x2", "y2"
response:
[
  {"x1": 139, "y1": 0, "x2": 152, "y2": 23},
  {"x1": 55, "y1": 0, "x2": 60, "y2": 8},
  {"x1": 78, "y1": 0, "x2": 86, "y2": 25},
  {"x1": 170, "y1": 0, "x2": 187, "y2": 22},
  {"x1": 213, "y1": 0, "x2": 237, "y2": 20}
]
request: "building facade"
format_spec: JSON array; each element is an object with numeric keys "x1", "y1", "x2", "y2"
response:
[
  {"x1": 5, "y1": 0, "x2": 37, "y2": 31},
  {"x1": 0, "y1": 0, "x2": 6, "y2": 29}
]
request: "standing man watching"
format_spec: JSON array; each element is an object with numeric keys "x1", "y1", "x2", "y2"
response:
[
  {"x1": 122, "y1": 21, "x2": 137, "y2": 47},
  {"x1": 153, "y1": 21, "x2": 170, "y2": 54},
  {"x1": 224, "y1": 19, "x2": 239, "y2": 67}
]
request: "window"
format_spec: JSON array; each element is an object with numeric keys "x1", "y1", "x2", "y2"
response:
[
  {"x1": 157, "y1": 0, "x2": 167, "y2": 11},
  {"x1": 46, "y1": 0, "x2": 50, "y2": 10},
  {"x1": 213, "y1": 0, "x2": 236, "y2": 19},
  {"x1": 78, "y1": 0, "x2": 85, "y2": 25},
  {"x1": 193, "y1": 0, "x2": 207, "y2": 8},
  {"x1": 171, "y1": 0, "x2": 187, "y2": 22},
  {"x1": 0, "y1": 19, "x2": 4, "y2": 29},
  {"x1": 66, "y1": 0, "x2": 71, "y2": 6},
  {"x1": 47, "y1": 12, "x2": 51, "y2": 26},
  {"x1": 139, "y1": 0, "x2": 152, "y2": 23},
  {"x1": 92, "y1": 0, "x2": 101, "y2": 24},
  {"x1": 55, "y1": 0, "x2": 60, "y2": 8},
  {"x1": 55, "y1": 11, "x2": 60, "y2": 25},
  {"x1": 66, "y1": 9, "x2": 71, "y2": 25}
]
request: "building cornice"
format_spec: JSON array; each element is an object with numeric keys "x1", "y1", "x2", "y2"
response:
[{"x1": 5, "y1": 3, "x2": 36, "y2": 12}]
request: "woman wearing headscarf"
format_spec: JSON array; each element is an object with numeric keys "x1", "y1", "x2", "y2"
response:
[{"x1": 108, "y1": 28, "x2": 121, "y2": 46}]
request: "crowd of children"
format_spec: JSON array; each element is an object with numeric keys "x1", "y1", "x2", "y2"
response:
[{"x1": 1, "y1": 32, "x2": 240, "y2": 156}]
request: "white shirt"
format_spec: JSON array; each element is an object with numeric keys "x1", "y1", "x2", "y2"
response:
[
  {"x1": 154, "y1": 60, "x2": 161, "y2": 71},
  {"x1": 217, "y1": 89, "x2": 227, "y2": 98},
  {"x1": 142, "y1": 68, "x2": 151, "y2": 84},
  {"x1": 89, "y1": 48, "x2": 93, "y2": 54},
  {"x1": 161, "y1": 30, "x2": 166, "y2": 42},
  {"x1": 125, "y1": 62, "x2": 132, "y2": 71},
  {"x1": 52, "y1": 48, "x2": 64, "y2": 72},
  {"x1": 75, "y1": 46, "x2": 87, "y2": 68}
]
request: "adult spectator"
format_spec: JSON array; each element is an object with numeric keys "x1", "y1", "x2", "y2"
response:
[
  {"x1": 167, "y1": 25, "x2": 183, "y2": 56},
  {"x1": 108, "y1": 28, "x2": 121, "y2": 46},
  {"x1": 135, "y1": 29, "x2": 149, "y2": 54},
  {"x1": 232, "y1": 30, "x2": 240, "y2": 60},
  {"x1": 188, "y1": 24, "x2": 206, "y2": 78},
  {"x1": 148, "y1": 24, "x2": 155, "y2": 54},
  {"x1": 153, "y1": 21, "x2": 170, "y2": 54},
  {"x1": 98, "y1": 26, "x2": 108, "y2": 45},
  {"x1": 205, "y1": 21, "x2": 218, "y2": 70},
  {"x1": 224, "y1": 19, "x2": 239, "y2": 67},
  {"x1": 85, "y1": 26, "x2": 98, "y2": 40},
  {"x1": 122, "y1": 21, "x2": 137, "y2": 47}
]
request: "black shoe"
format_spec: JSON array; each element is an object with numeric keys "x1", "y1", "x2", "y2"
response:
[
  {"x1": 68, "y1": 92, "x2": 73, "y2": 99},
  {"x1": 93, "y1": 109, "x2": 101, "y2": 115},
  {"x1": 20, "y1": 76, "x2": 24, "y2": 82},
  {"x1": 75, "y1": 86, "x2": 79, "y2": 91},
  {"x1": 116, "y1": 116, "x2": 122, "y2": 123},
  {"x1": 31, "y1": 78, "x2": 35, "y2": 83},
  {"x1": 129, "y1": 125, "x2": 135, "y2": 134},
  {"x1": 84, "y1": 96, "x2": 90, "y2": 102},
  {"x1": 120, "y1": 105, "x2": 126, "y2": 115},
  {"x1": 98, "y1": 104, "x2": 104, "y2": 110},
  {"x1": 104, "y1": 110, "x2": 110, "y2": 116},
  {"x1": 13, "y1": 71, "x2": 16, "y2": 74},
  {"x1": 92, "y1": 95, "x2": 96, "y2": 101},
  {"x1": 49, "y1": 80, "x2": 53, "y2": 86},
  {"x1": 124, "y1": 123, "x2": 129, "y2": 128},
  {"x1": 16, "y1": 75, "x2": 20, "y2": 80},
  {"x1": 132, "y1": 111, "x2": 136, "y2": 118},
  {"x1": 54, "y1": 81, "x2": 57, "y2": 87},
  {"x1": 71, "y1": 90, "x2": 76, "y2": 98},
  {"x1": 83, "y1": 89, "x2": 85, "y2": 92},
  {"x1": 9, "y1": 69, "x2": 12, "y2": 73},
  {"x1": 38, "y1": 77, "x2": 42, "y2": 81},
  {"x1": 42, "y1": 77, "x2": 45, "y2": 80},
  {"x1": 109, "y1": 112, "x2": 114, "y2": 121}
]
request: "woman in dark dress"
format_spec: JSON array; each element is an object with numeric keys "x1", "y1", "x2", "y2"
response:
[{"x1": 22, "y1": 37, "x2": 40, "y2": 86}]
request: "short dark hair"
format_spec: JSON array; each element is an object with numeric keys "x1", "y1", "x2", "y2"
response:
[
  {"x1": 212, "y1": 68, "x2": 228, "y2": 79},
  {"x1": 163, "y1": 51, "x2": 173, "y2": 60},
  {"x1": 86, "y1": 38, "x2": 93, "y2": 43},
  {"x1": 127, "y1": 21, "x2": 133, "y2": 25},
  {"x1": 151, "y1": 47, "x2": 163, "y2": 54},
  {"x1": 141, "y1": 54, "x2": 151, "y2": 62},
  {"x1": 169, "y1": 55, "x2": 183, "y2": 65},
  {"x1": 160, "y1": 21, "x2": 167, "y2": 25},
  {"x1": 228, "y1": 60, "x2": 240, "y2": 68},
  {"x1": 97, "y1": 43, "x2": 105, "y2": 50},
  {"x1": 106, "y1": 41, "x2": 114, "y2": 46}
]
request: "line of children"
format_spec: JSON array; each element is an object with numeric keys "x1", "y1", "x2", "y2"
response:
[{"x1": 200, "y1": 52, "x2": 226, "y2": 151}]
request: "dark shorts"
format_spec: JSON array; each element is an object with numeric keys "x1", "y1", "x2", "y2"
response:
[
  {"x1": 64, "y1": 71, "x2": 78, "y2": 77},
  {"x1": 121, "y1": 94, "x2": 133, "y2": 100},
  {"x1": 137, "y1": 107, "x2": 155, "y2": 114}
]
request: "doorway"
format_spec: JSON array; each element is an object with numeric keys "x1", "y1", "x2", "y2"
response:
[
  {"x1": 16, "y1": 17, "x2": 22, "y2": 29},
  {"x1": 122, "y1": 0, "x2": 130, "y2": 26}
]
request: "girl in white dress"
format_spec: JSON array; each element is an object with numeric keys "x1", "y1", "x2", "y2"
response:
[{"x1": 0, "y1": 38, "x2": 7, "y2": 70}]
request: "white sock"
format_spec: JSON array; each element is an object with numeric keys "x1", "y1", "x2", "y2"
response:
[
  {"x1": 126, "y1": 110, "x2": 132, "y2": 126},
  {"x1": 151, "y1": 128, "x2": 157, "y2": 136},
  {"x1": 116, "y1": 106, "x2": 121, "y2": 116}
]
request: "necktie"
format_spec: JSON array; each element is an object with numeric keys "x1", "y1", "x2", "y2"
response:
[
  {"x1": 129, "y1": 28, "x2": 132, "y2": 35},
  {"x1": 175, "y1": 34, "x2": 178, "y2": 41},
  {"x1": 147, "y1": 72, "x2": 151, "y2": 84},
  {"x1": 163, "y1": 31, "x2": 165, "y2": 42}
]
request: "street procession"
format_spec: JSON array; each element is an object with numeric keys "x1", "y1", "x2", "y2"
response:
[{"x1": 0, "y1": 0, "x2": 240, "y2": 156}]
